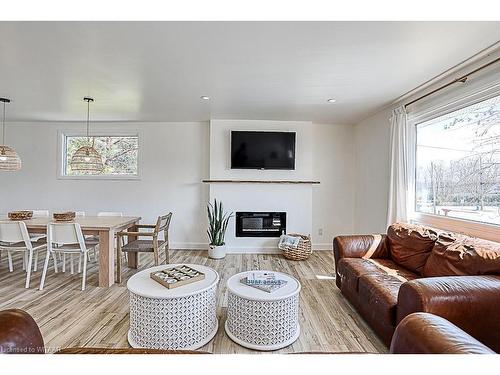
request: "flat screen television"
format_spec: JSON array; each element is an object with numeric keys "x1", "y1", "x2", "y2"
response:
[{"x1": 231, "y1": 131, "x2": 296, "y2": 170}]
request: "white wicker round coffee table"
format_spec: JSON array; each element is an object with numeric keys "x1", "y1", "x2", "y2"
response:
[
  {"x1": 225, "y1": 270, "x2": 301, "y2": 351},
  {"x1": 127, "y1": 264, "x2": 219, "y2": 350}
]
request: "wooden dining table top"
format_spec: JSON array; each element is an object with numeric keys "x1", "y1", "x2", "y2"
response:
[{"x1": 1, "y1": 216, "x2": 141, "y2": 231}]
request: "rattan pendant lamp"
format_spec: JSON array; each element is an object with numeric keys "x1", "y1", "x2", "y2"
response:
[
  {"x1": 69, "y1": 97, "x2": 103, "y2": 173},
  {"x1": 0, "y1": 97, "x2": 21, "y2": 171}
]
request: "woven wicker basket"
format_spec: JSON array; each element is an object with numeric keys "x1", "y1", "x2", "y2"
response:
[
  {"x1": 8, "y1": 211, "x2": 33, "y2": 221},
  {"x1": 281, "y1": 233, "x2": 312, "y2": 261},
  {"x1": 53, "y1": 212, "x2": 76, "y2": 222}
]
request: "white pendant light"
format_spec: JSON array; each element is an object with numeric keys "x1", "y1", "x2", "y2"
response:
[
  {"x1": 69, "y1": 97, "x2": 104, "y2": 173},
  {"x1": 0, "y1": 97, "x2": 21, "y2": 171}
]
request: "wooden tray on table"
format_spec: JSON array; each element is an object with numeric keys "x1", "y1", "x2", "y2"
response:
[{"x1": 150, "y1": 265, "x2": 205, "y2": 289}]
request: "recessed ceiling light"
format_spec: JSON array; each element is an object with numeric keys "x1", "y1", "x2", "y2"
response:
[
  {"x1": 200, "y1": 96, "x2": 210, "y2": 100},
  {"x1": 327, "y1": 98, "x2": 336, "y2": 103}
]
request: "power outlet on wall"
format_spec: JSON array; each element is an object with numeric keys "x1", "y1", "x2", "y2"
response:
[{"x1": 318, "y1": 228, "x2": 323, "y2": 236}]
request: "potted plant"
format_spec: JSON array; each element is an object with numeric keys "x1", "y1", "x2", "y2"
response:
[{"x1": 207, "y1": 199, "x2": 233, "y2": 259}]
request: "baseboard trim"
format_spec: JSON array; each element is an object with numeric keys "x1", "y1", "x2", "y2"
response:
[{"x1": 171, "y1": 243, "x2": 332, "y2": 253}]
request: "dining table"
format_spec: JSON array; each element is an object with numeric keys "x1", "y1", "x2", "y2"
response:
[{"x1": 15, "y1": 215, "x2": 141, "y2": 287}]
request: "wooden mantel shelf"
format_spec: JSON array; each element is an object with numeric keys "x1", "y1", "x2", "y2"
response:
[{"x1": 202, "y1": 179, "x2": 320, "y2": 184}]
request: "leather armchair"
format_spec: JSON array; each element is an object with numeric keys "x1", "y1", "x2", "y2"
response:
[
  {"x1": 397, "y1": 275, "x2": 500, "y2": 352},
  {"x1": 0, "y1": 309, "x2": 44, "y2": 354},
  {"x1": 390, "y1": 313, "x2": 495, "y2": 354}
]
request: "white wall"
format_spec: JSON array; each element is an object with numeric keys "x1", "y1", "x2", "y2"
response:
[
  {"x1": 1, "y1": 120, "x2": 355, "y2": 251},
  {"x1": 0, "y1": 121, "x2": 210, "y2": 248},
  {"x1": 312, "y1": 123, "x2": 355, "y2": 244},
  {"x1": 353, "y1": 109, "x2": 392, "y2": 233}
]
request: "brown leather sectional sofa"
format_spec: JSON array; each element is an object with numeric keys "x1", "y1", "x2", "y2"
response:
[{"x1": 333, "y1": 222, "x2": 500, "y2": 352}]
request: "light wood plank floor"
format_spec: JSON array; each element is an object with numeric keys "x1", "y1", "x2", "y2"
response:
[{"x1": 0, "y1": 250, "x2": 387, "y2": 354}]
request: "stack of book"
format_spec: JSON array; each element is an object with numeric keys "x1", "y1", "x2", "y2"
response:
[{"x1": 240, "y1": 272, "x2": 287, "y2": 293}]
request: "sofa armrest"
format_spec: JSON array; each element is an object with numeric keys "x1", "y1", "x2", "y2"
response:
[
  {"x1": 390, "y1": 312, "x2": 495, "y2": 354},
  {"x1": 0, "y1": 309, "x2": 44, "y2": 354},
  {"x1": 333, "y1": 234, "x2": 388, "y2": 287},
  {"x1": 397, "y1": 275, "x2": 500, "y2": 353}
]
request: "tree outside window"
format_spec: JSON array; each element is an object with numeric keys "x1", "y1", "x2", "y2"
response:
[
  {"x1": 64, "y1": 135, "x2": 139, "y2": 176},
  {"x1": 416, "y1": 94, "x2": 500, "y2": 225}
]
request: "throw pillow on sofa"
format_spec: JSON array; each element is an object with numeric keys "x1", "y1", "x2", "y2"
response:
[
  {"x1": 423, "y1": 233, "x2": 500, "y2": 277},
  {"x1": 387, "y1": 223, "x2": 439, "y2": 274}
]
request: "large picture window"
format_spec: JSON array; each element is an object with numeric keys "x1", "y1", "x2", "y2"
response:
[
  {"x1": 415, "y1": 94, "x2": 500, "y2": 225},
  {"x1": 61, "y1": 134, "x2": 139, "y2": 178}
]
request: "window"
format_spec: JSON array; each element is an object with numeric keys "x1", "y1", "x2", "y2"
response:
[
  {"x1": 61, "y1": 134, "x2": 139, "y2": 178},
  {"x1": 415, "y1": 94, "x2": 500, "y2": 225}
]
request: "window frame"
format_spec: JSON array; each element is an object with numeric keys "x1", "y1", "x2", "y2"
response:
[
  {"x1": 408, "y1": 84, "x2": 500, "y2": 242},
  {"x1": 57, "y1": 129, "x2": 142, "y2": 180}
]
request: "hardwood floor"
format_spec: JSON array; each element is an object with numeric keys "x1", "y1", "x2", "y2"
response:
[{"x1": 0, "y1": 250, "x2": 387, "y2": 354}]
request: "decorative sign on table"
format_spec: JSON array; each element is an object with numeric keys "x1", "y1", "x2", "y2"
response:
[{"x1": 150, "y1": 265, "x2": 205, "y2": 289}]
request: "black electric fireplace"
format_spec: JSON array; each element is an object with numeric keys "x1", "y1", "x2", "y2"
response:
[{"x1": 235, "y1": 212, "x2": 286, "y2": 237}]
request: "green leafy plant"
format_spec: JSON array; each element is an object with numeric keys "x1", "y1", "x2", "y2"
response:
[{"x1": 207, "y1": 199, "x2": 233, "y2": 246}]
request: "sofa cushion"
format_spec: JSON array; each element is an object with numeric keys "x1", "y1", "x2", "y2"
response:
[
  {"x1": 338, "y1": 258, "x2": 418, "y2": 292},
  {"x1": 423, "y1": 233, "x2": 500, "y2": 277},
  {"x1": 337, "y1": 258, "x2": 419, "y2": 346},
  {"x1": 358, "y1": 272, "x2": 403, "y2": 327},
  {"x1": 387, "y1": 223, "x2": 438, "y2": 274}
]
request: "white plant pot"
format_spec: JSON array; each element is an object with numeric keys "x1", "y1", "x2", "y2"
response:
[{"x1": 208, "y1": 244, "x2": 226, "y2": 259}]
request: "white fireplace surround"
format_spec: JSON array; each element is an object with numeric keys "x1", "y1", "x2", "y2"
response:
[{"x1": 209, "y1": 119, "x2": 314, "y2": 253}]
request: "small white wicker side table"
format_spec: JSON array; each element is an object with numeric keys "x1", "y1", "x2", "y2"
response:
[
  {"x1": 225, "y1": 270, "x2": 301, "y2": 351},
  {"x1": 127, "y1": 264, "x2": 219, "y2": 350}
]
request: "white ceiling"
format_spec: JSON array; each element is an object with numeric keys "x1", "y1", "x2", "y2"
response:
[{"x1": 0, "y1": 21, "x2": 499, "y2": 124}]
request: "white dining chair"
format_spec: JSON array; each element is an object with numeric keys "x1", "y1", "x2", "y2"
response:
[
  {"x1": 60, "y1": 211, "x2": 92, "y2": 267},
  {"x1": 0, "y1": 221, "x2": 46, "y2": 288},
  {"x1": 28, "y1": 210, "x2": 50, "y2": 268},
  {"x1": 59, "y1": 212, "x2": 91, "y2": 273},
  {"x1": 40, "y1": 222, "x2": 95, "y2": 291}
]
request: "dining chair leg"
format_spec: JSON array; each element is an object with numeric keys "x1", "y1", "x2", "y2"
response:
[
  {"x1": 165, "y1": 245, "x2": 169, "y2": 264},
  {"x1": 53, "y1": 252, "x2": 59, "y2": 273},
  {"x1": 81, "y1": 252, "x2": 88, "y2": 291},
  {"x1": 7, "y1": 251, "x2": 13, "y2": 272},
  {"x1": 33, "y1": 250, "x2": 39, "y2": 271},
  {"x1": 39, "y1": 250, "x2": 51, "y2": 291},
  {"x1": 22, "y1": 252, "x2": 27, "y2": 271},
  {"x1": 120, "y1": 237, "x2": 127, "y2": 262},
  {"x1": 154, "y1": 250, "x2": 159, "y2": 266},
  {"x1": 78, "y1": 254, "x2": 82, "y2": 273},
  {"x1": 116, "y1": 238, "x2": 122, "y2": 284},
  {"x1": 25, "y1": 250, "x2": 34, "y2": 289},
  {"x1": 62, "y1": 253, "x2": 66, "y2": 273},
  {"x1": 70, "y1": 255, "x2": 74, "y2": 274}
]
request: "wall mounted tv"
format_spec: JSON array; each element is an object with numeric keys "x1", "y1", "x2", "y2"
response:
[{"x1": 230, "y1": 131, "x2": 296, "y2": 170}]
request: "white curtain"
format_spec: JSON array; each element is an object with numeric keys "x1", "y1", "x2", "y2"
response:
[{"x1": 387, "y1": 106, "x2": 410, "y2": 227}]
